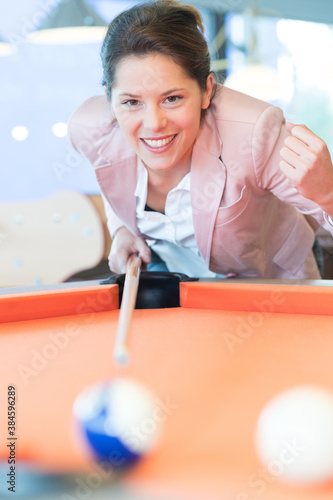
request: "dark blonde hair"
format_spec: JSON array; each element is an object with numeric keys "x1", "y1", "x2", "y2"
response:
[{"x1": 101, "y1": 0, "x2": 213, "y2": 101}]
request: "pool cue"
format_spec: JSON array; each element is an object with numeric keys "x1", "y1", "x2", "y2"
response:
[{"x1": 113, "y1": 255, "x2": 142, "y2": 365}]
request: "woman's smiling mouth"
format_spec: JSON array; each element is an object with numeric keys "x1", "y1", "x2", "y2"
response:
[{"x1": 141, "y1": 134, "x2": 177, "y2": 150}]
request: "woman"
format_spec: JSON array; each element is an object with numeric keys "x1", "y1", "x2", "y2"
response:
[{"x1": 68, "y1": 0, "x2": 333, "y2": 279}]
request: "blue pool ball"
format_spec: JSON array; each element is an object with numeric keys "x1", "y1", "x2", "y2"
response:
[{"x1": 73, "y1": 378, "x2": 161, "y2": 469}]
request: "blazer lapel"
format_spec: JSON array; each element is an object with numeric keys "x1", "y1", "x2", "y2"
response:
[{"x1": 190, "y1": 111, "x2": 226, "y2": 265}]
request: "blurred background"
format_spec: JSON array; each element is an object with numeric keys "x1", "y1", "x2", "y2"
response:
[{"x1": 1, "y1": 0, "x2": 333, "y2": 285}]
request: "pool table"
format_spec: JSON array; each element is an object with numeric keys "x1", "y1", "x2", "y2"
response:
[{"x1": 1, "y1": 278, "x2": 333, "y2": 500}]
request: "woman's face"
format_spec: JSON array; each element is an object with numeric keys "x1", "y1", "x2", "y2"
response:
[{"x1": 111, "y1": 54, "x2": 213, "y2": 175}]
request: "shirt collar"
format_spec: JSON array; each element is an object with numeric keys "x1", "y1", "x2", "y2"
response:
[{"x1": 135, "y1": 158, "x2": 191, "y2": 207}]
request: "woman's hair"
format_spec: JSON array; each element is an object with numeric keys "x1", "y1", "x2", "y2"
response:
[{"x1": 100, "y1": 0, "x2": 214, "y2": 101}]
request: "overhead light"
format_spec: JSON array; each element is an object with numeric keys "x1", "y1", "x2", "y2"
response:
[
  {"x1": 52, "y1": 122, "x2": 68, "y2": 138},
  {"x1": 28, "y1": 0, "x2": 107, "y2": 45},
  {"x1": 12, "y1": 126, "x2": 29, "y2": 141}
]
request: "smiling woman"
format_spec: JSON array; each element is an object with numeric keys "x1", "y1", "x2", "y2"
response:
[
  {"x1": 110, "y1": 54, "x2": 213, "y2": 182},
  {"x1": 68, "y1": 0, "x2": 333, "y2": 280}
]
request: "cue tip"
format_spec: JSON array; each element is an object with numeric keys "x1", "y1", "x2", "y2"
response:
[{"x1": 114, "y1": 346, "x2": 129, "y2": 366}]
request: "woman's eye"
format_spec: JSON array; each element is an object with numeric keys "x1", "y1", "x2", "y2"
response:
[
  {"x1": 123, "y1": 99, "x2": 139, "y2": 107},
  {"x1": 165, "y1": 95, "x2": 182, "y2": 103}
]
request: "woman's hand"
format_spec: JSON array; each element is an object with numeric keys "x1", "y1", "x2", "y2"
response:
[
  {"x1": 280, "y1": 122, "x2": 333, "y2": 212},
  {"x1": 109, "y1": 227, "x2": 151, "y2": 273}
]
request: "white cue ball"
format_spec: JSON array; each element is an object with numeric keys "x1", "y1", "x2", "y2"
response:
[{"x1": 255, "y1": 385, "x2": 333, "y2": 485}]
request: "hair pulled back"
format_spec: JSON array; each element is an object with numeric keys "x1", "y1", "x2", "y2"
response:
[{"x1": 101, "y1": 0, "x2": 212, "y2": 101}]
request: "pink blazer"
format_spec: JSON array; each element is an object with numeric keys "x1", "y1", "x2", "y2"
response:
[{"x1": 68, "y1": 85, "x2": 333, "y2": 279}]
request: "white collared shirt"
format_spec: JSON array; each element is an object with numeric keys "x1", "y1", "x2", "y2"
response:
[{"x1": 135, "y1": 159, "x2": 221, "y2": 278}]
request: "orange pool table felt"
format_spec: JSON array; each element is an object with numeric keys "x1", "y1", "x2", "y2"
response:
[{"x1": 1, "y1": 280, "x2": 333, "y2": 500}]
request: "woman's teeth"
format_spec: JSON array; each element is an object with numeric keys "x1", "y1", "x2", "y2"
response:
[{"x1": 143, "y1": 135, "x2": 175, "y2": 148}]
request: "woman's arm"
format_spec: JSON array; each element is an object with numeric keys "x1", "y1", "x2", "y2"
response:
[{"x1": 252, "y1": 106, "x2": 333, "y2": 234}]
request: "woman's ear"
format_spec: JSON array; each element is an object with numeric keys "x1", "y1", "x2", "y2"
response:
[{"x1": 202, "y1": 73, "x2": 214, "y2": 110}]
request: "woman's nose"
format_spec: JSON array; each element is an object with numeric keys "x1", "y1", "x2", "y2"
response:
[{"x1": 143, "y1": 105, "x2": 167, "y2": 132}]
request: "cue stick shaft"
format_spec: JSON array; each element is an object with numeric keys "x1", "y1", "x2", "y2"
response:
[{"x1": 113, "y1": 255, "x2": 141, "y2": 365}]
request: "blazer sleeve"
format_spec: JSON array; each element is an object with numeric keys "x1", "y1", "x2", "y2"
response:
[
  {"x1": 253, "y1": 105, "x2": 333, "y2": 235},
  {"x1": 67, "y1": 97, "x2": 125, "y2": 238},
  {"x1": 67, "y1": 96, "x2": 116, "y2": 168}
]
